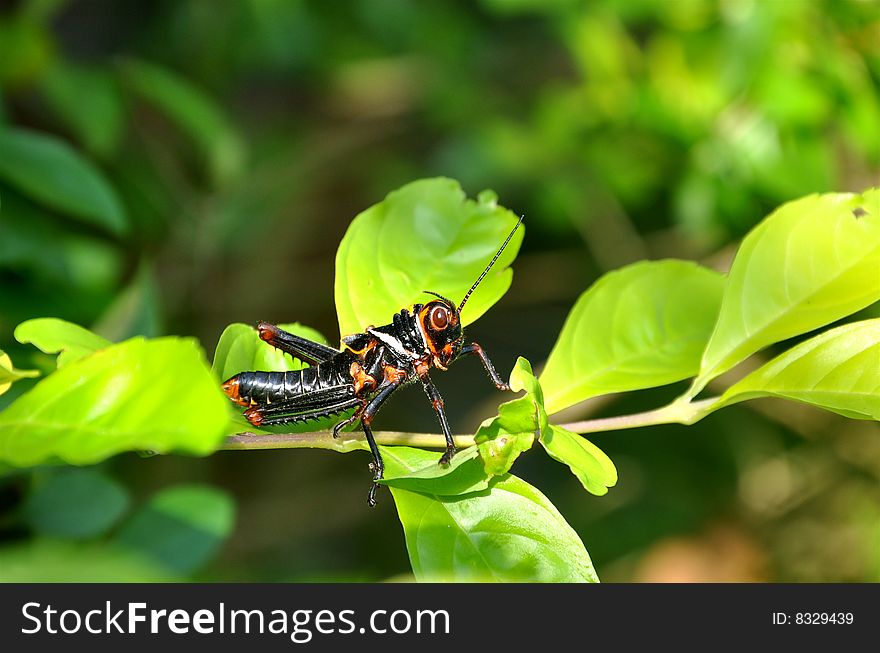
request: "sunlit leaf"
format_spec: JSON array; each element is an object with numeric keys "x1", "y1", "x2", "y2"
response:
[
  {"x1": 389, "y1": 452, "x2": 597, "y2": 582},
  {"x1": 381, "y1": 445, "x2": 489, "y2": 495},
  {"x1": 0, "y1": 349, "x2": 39, "y2": 395},
  {"x1": 695, "y1": 189, "x2": 880, "y2": 390},
  {"x1": 541, "y1": 426, "x2": 617, "y2": 496},
  {"x1": 540, "y1": 260, "x2": 724, "y2": 414},
  {"x1": 716, "y1": 319, "x2": 880, "y2": 420},
  {"x1": 475, "y1": 357, "x2": 542, "y2": 476},
  {"x1": 14, "y1": 317, "x2": 111, "y2": 368},
  {"x1": 0, "y1": 337, "x2": 229, "y2": 466},
  {"x1": 114, "y1": 484, "x2": 235, "y2": 576},
  {"x1": 0, "y1": 128, "x2": 127, "y2": 234},
  {"x1": 334, "y1": 178, "x2": 522, "y2": 337}
]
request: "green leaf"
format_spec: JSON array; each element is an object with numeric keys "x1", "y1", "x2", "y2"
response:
[
  {"x1": 0, "y1": 15, "x2": 53, "y2": 86},
  {"x1": 380, "y1": 445, "x2": 490, "y2": 496},
  {"x1": 41, "y1": 62, "x2": 124, "y2": 158},
  {"x1": 0, "y1": 350, "x2": 39, "y2": 396},
  {"x1": 0, "y1": 336, "x2": 230, "y2": 466},
  {"x1": 540, "y1": 426, "x2": 617, "y2": 496},
  {"x1": 114, "y1": 484, "x2": 235, "y2": 576},
  {"x1": 390, "y1": 471, "x2": 598, "y2": 582},
  {"x1": 474, "y1": 357, "x2": 543, "y2": 476},
  {"x1": 695, "y1": 189, "x2": 880, "y2": 390},
  {"x1": 502, "y1": 358, "x2": 615, "y2": 495},
  {"x1": 0, "y1": 127, "x2": 127, "y2": 234},
  {"x1": 540, "y1": 260, "x2": 725, "y2": 414},
  {"x1": 14, "y1": 317, "x2": 111, "y2": 368},
  {"x1": 716, "y1": 319, "x2": 880, "y2": 420},
  {"x1": 212, "y1": 321, "x2": 330, "y2": 381},
  {"x1": 334, "y1": 178, "x2": 522, "y2": 337},
  {"x1": 117, "y1": 58, "x2": 245, "y2": 187},
  {"x1": 23, "y1": 468, "x2": 130, "y2": 539},
  {"x1": 0, "y1": 540, "x2": 172, "y2": 582}
]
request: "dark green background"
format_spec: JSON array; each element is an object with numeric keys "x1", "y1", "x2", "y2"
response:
[{"x1": 1, "y1": 0, "x2": 878, "y2": 581}]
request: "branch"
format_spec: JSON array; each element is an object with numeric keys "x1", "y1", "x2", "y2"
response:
[
  {"x1": 556, "y1": 397, "x2": 720, "y2": 434},
  {"x1": 220, "y1": 398, "x2": 722, "y2": 451},
  {"x1": 221, "y1": 430, "x2": 475, "y2": 452}
]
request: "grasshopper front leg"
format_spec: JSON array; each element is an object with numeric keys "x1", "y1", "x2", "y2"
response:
[{"x1": 459, "y1": 342, "x2": 510, "y2": 391}]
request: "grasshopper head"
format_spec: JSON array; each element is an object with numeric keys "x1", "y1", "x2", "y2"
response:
[{"x1": 418, "y1": 295, "x2": 462, "y2": 370}]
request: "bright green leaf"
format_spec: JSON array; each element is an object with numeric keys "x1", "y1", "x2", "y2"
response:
[
  {"x1": 0, "y1": 337, "x2": 230, "y2": 466},
  {"x1": 334, "y1": 178, "x2": 522, "y2": 337},
  {"x1": 23, "y1": 468, "x2": 130, "y2": 539},
  {"x1": 540, "y1": 260, "x2": 725, "y2": 414},
  {"x1": 117, "y1": 58, "x2": 245, "y2": 187},
  {"x1": 474, "y1": 358, "x2": 543, "y2": 476},
  {"x1": 114, "y1": 484, "x2": 235, "y2": 576},
  {"x1": 390, "y1": 471, "x2": 598, "y2": 582},
  {"x1": 717, "y1": 319, "x2": 880, "y2": 420},
  {"x1": 510, "y1": 355, "x2": 543, "y2": 398},
  {"x1": 476, "y1": 423, "x2": 534, "y2": 477},
  {"x1": 506, "y1": 358, "x2": 615, "y2": 495},
  {"x1": 14, "y1": 317, "x2": 111, "y2": 368},
  {"x1": 0, "y1": 128, "x2": 127, "y2": 234},
  {"x1": 0, "y1": 350, "x2": 39, "y2": 395},
  {"x1": 695, "y1": 189, "x2": 880, "y2": 390},
  {"x1": 541, "y1": 425, "x2": 617, "y2": 496},
  {"x1": 380, "y1": 445, "x2": 490, "y2": 495}
]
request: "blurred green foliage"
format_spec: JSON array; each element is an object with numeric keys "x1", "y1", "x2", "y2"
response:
[{"x1": 0, "y1": 0, "x2": 878, "y2": 581}]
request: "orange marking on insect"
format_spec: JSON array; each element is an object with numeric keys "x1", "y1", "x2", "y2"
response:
[
  {"x1": 413, "y1": 360, "x2": 430, "y2": 378},
  {"x1": 222, "y1": 377, "x2": 250, "y2": 407},
  {"x1": 257, "y1": 321, "x2": 277, "y2": 343},
  {"x1": 243, "y1": 406, "x2": 264, "y2": 426},
  {"x1": 384, "y1": 365, "x2": 409, "y2": 384},
  {"x1": 417, "y1": 306, "x2": 440, "y2": 356},
  {"x1": 344, "y1": 337, "x2": 377, "y2": 356},
  {"x1": 350, "y1": 361, "x2": 377, "y2": 394}
]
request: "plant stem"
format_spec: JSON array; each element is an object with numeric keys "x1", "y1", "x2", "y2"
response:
[
  {"x1": 220, "y1": 397, "x2": 722, "y2": 451},
  {"x1": 556, "y1": 397, "x2": 719, "y2": 434},
  {"x1": 221, "y1": 431, "x2": 475, "y2": 452}
]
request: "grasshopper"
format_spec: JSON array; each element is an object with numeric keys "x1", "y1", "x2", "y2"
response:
[{"x1": 223, "y1": 217, "x2": 522, "y2": 505}]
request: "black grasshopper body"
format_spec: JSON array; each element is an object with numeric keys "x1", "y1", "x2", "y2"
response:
[{"x1": 223, "y1": 217, "x2": 522, "y2": 505}]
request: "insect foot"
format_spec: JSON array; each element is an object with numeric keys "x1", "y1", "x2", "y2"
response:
[
  {"x1": 367, "y1": 459, "x2": 385, "y2": 507},
  {"x1": 332, "y1": 413, "x2": 359, "y2": 438},
  {"x1": 439, "y1": 446, "x2": 457, "y2": 466}
]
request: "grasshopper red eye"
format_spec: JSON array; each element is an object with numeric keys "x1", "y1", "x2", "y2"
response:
[{"x1": 429, "y1": 305, "x2": 449, "y2": 330}]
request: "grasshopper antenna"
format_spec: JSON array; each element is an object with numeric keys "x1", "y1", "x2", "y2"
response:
[{"x1": 458, "y1": 214, "x2": 524, "y2": 314}]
